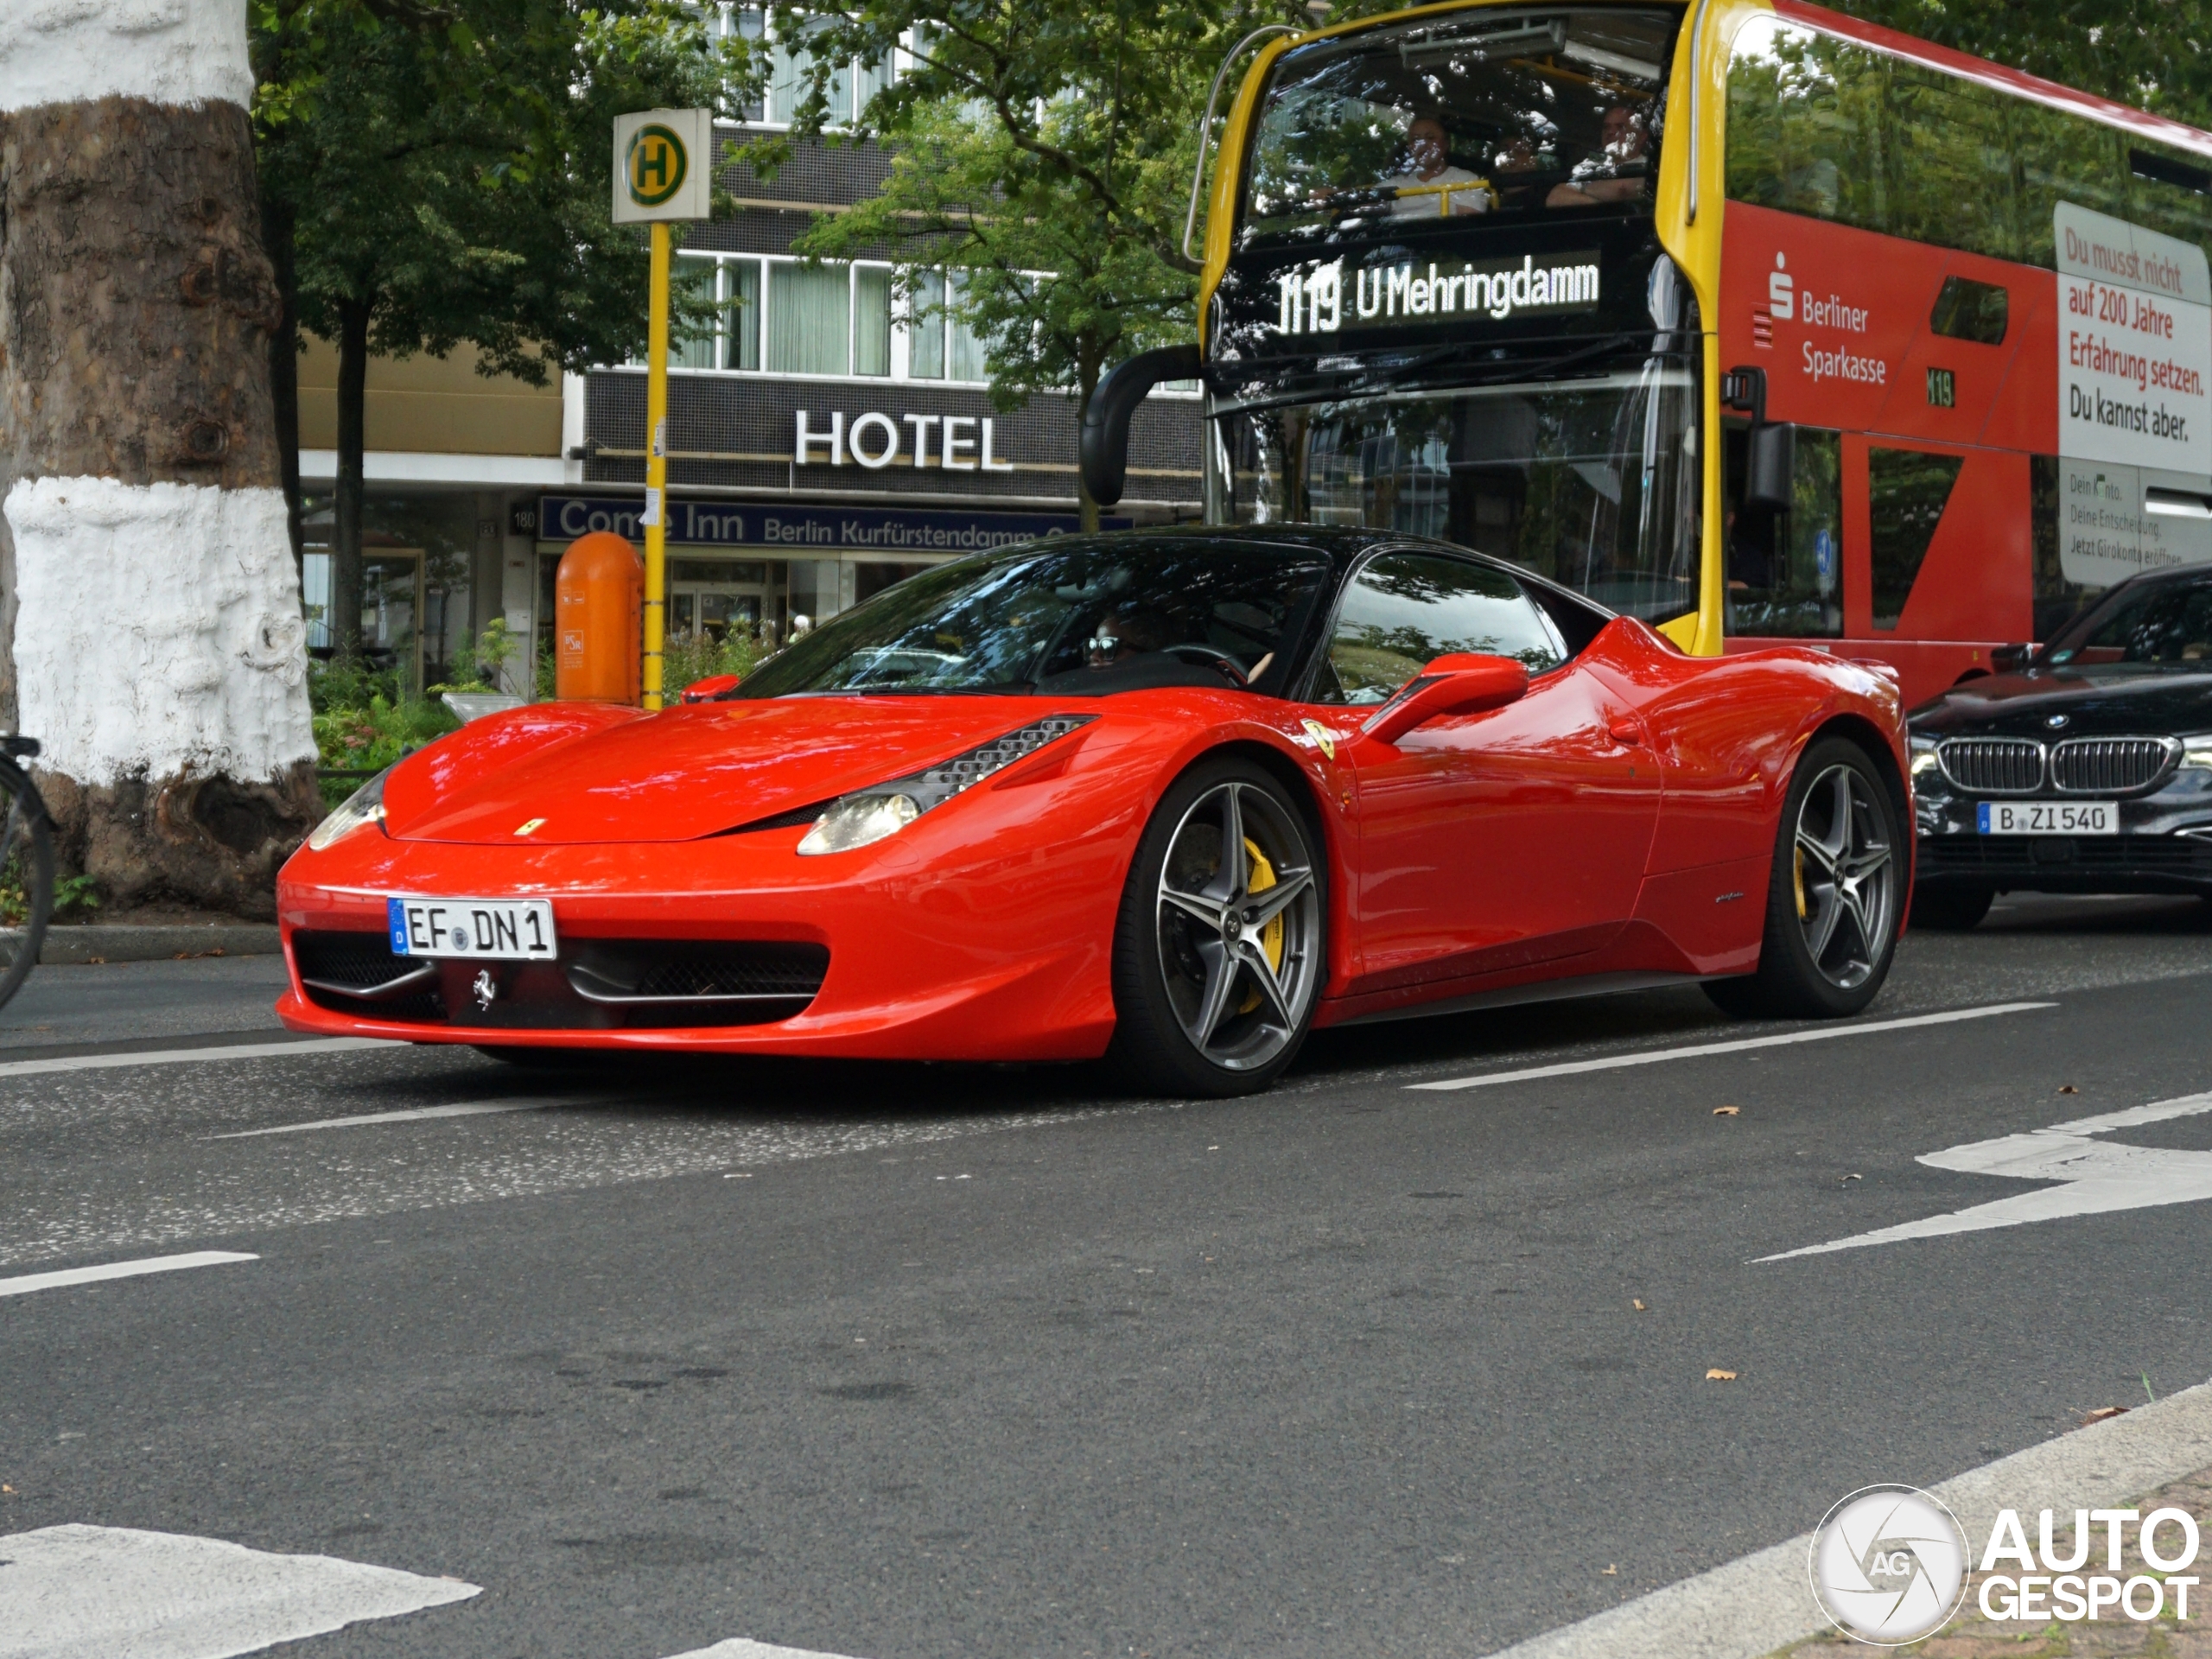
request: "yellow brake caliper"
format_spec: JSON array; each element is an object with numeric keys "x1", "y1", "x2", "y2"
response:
[
  {"x1": 1239, "y1": 837, "x2": 1287, "y2": 1014},
  {"x1": 1793, "y1": 844, "x2": 1808, "y2": 920}
]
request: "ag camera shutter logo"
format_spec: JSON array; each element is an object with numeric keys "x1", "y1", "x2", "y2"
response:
[{"x1": 1808, "y1": 1484, "x2": 1968, "y2": 1644}]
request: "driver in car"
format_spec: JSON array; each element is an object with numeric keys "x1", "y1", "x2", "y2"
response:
[{"x1": 1088, "y1": 605, "x2": 1171, "y2": 668}]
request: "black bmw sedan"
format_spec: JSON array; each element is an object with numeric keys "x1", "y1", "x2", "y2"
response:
[{"x1": 1910, "y1": 563, "x2": 2212, "y2": 929}]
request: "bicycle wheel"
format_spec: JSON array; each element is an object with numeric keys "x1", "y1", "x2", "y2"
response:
[{"x1": 0, "y1": 760, "x2": 55, "y2": 1009}]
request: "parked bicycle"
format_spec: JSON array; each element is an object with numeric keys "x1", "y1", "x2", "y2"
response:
[{"x1": 0, "y1": 736, "x2": 54, "y2": 1009}]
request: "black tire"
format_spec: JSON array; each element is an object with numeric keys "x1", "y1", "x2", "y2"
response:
[
  {"x1": 0, "y1": 761, "x2": 54, "y2": 1011},
  {"x1": 1107, "y1": 756, "x2": 1326, "y2": 1097},
  {"x1": 1704, "y1": 736, "x2": 1904, "y2": 1020},
  {"x1": 1910, "y1": 883, "x2": 1993, "y2": 931}
]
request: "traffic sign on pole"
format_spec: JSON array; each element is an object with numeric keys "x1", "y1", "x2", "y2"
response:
[{"x1": 613, "y1": 109, "x2": 714, "y2": 709}]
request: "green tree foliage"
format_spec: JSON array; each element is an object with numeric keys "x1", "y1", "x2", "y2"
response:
[
  {"x1": 745, "y1": 0, "x2": 1302, "y2": 528},
  {"x1": 253, "y1": 0, "x2": 735, "y2": 656}
]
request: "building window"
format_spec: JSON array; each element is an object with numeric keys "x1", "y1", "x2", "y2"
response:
[{"x1": 654, "y1": 255, "x2": 991, "y2": 385}]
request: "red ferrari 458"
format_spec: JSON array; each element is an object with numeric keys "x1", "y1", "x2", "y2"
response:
[{"x1": 278, "y1": 528, "x2": 1910, "y2": 1096}]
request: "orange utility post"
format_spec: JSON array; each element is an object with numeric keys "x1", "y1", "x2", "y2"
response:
[{"x1": 554, "y1": 531, "x2": 644, "y2": 703}]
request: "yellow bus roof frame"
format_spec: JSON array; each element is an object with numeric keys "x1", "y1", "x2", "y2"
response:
[{"x1": 1194, "y1": 0, "x2": 1745, "y2": 656}]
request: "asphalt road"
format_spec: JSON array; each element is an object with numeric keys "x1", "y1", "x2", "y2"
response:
[{"x1": 6, "y1": 894, "x2": 2212, "y2": 1658}]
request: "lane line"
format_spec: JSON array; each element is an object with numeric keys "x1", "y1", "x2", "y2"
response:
[
  {"x1": 1408, "y1": 1001, "x2": 2056, "y2": 1092},
  {"x1": 0, "y1": 1037, "x2": 390, "y2": 1080},
  {"x1": 1758, "y1": 1087, "x2": 2212, "y2": 1260},
  {"x1": 211, "y1": 1099, "x2": 567, "y2": 1139},
  {"x1": 664, "y1": 1641, "x2": 869, "y2": 1659},
  {"x1": 1482, "y1": 1377, "x2": 2212, "y2": 1659},
  {"x1": 0, "y1": 1524, "x2": 478, "y2": 1657},
  {"x1": 0, "y1": 1251, "x2": 257, "y2": 1299}
]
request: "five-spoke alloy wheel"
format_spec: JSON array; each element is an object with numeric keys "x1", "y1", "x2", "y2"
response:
[
  {"x1": 1110, "y1": 759, "x2": 1325, "y2": 1096},
  {"x1": 1707, "y1": 737, "x2": 1904, "y2": 1020}
]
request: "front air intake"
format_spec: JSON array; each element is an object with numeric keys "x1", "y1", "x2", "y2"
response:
[
  {"x1": 1937, "y1": 737, "x2": 2043, "y2": 794},
  {"x1": 2050, "y1": 737, "x2": 2178, "y2": 795}
]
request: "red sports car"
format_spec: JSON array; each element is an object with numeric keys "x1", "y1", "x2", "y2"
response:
[{"x1": 277, "y1": 529, "x2": 1910, "y2": 1096}]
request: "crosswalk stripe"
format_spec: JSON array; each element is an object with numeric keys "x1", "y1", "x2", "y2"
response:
[{"x1": 0, "y1": 1524, "x2": 477, "y2": 1658}]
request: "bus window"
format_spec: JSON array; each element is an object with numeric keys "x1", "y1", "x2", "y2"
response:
[
  {"x1": 1726, "y1": 14, "x2": 2171, "y2": 277},
  {"x1": 1724, "y1": 426, "x2": 1842, "y2": 639},
  {"x1": 1867, "y1": 448, "x2": 1964, "y2": 631},
  {"x1": 1929, "y1": 276, "x2": 2007, "y2": 346},
  {"x1": 1219, "y1": 359, "x2": 1700, "y2": 624},
  {"x1": 1239, "y1": 8, "x2": 1675, "y2": 248}
]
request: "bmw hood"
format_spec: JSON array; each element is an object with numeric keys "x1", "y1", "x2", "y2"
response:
[
  {"x1": 383, "y1": 696, "x2": 1074, "y2": 845},
  {"x1": 1910, "y1": 667, "x2": 2212, "y2": 741}
]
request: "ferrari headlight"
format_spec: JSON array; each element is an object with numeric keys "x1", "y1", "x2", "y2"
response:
[
  {"x1": 798, "y1": 792, "x2": 919, "y2": 855},
  {"x1": 307, "y1": 766, "x2": 391, "y2": 851},
  {"x1": 794, "y1": 715, "x2": 1094, "y2": 856},
  {"x1": 2181, "y1": 734, "x2": 2212, "y2": 771}
]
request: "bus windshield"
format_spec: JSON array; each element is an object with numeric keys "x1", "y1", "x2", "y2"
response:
[
  {"x1": 1216, "y1": 357, "x2": 1700, "y2": 622},
  {"x1": 1242, "y1": 8, "x2": 1676, "y2": 249}
]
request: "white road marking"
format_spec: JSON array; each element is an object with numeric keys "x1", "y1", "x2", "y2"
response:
[
  {"x1": 211, "y1": 1099, "x2": 566, "y2": 1139},
  {"x1": 0, "y1": 1038, "x2": 389, "y2": 1081},
  {"x1": 1484, "y1": 1378, "x2": 2212, "y2": 1659},
  {"x1": 1407, "y1": 1002, "x2": 2055, "y2": 1091},
  {"x1": 663, "y1": 1641, "x2": 869, "y2": 1659},
  {"x1": 0, "y1": 1251, "x2": 257, "y2": 1300},
  {"x1": 1760, "y1": 1088, "x2": 2212, "y2": 1260},
  {"x1": 0, "y1": 1524, "x2": 477, "y2": 1659}
]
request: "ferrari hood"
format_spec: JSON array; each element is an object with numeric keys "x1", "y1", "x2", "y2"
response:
[{"x1": 385, "y1": 696, "x2": 1062, "y2": 845}]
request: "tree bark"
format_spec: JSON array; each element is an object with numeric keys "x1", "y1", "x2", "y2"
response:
[
  {"x1": 0, "y1": 96, "x2": 318, "y2": 918},
  {"x1": 1075, "y1": 346, "x2": 1103, "y2": 534},
  {"x1": 331, "y1": 296, "x2": 372, "y2": 661}
]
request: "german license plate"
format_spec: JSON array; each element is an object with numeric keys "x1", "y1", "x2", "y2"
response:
[
  {"x1": 387, "y1": 897, "x2": 557, "y2": 959},
  {"x1": 1977, "y1": 801, "x2": 2119, "y2": 835}
]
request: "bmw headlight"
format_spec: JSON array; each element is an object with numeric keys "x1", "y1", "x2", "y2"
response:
[
  {"x1": 795, "y1": 715, "x2": 1094, "y2": 856},
  {"x1": 308, "y1": 766, "x2": 391, "y2": 851},
  {"x1": 2182, "y1": 734, "x2": 2212, "y2": 771},
  {"x1": 1909, "y1": 734, "x2": 1942, "y2": 779}
]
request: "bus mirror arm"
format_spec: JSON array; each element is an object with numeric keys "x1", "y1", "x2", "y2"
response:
[
  {"x1": 1081, "y1": 344, "x2": 1203, "y2": 508},
  {"x1": 1723, "y1": 365, "x2": 1799, "y2": 513}
]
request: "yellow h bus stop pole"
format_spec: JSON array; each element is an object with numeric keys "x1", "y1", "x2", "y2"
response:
[
  {"x1": 613, "y1": 107, "x2": 710, "y2": 711},
  {"x1": 644, "y1": 220, "x2": 671, "y2": 710}
]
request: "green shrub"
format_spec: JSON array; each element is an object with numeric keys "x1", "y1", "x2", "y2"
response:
[
  {"x1": 310, "y1": 659, "x2": 460, "y2": 808},
  {"x1": 662, "y1": 626, "x2": 767, "y2": 697}
]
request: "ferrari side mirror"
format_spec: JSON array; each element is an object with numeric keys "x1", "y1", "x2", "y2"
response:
[
  {"x1": 1363, "y1": 653, "x2": 1529, "y2": 746},
  {"x1": 681, "y1": 674, "x2": 741, "y2": 703}
]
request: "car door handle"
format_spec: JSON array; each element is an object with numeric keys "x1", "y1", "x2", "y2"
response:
[{"x1": 1608, "y1": 719, "x2": 1643, "y2": 747}]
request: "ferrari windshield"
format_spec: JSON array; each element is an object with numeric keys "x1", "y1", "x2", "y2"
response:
[{"x1": 731, "y1": 538, "x2": 1332, "y2": 697}]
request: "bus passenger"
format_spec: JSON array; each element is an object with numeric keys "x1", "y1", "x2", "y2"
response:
[
  {"x1": 1547, "y1": 105, "x2": 1650, "y2": 208},
  {"x1": 1379, "y1": 117, "x2": 1490, "y2": 217}
]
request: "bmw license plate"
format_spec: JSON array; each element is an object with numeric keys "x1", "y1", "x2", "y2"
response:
[
  {"x1": 1976, "y1": 801, "x2": 2119, "y2": 835},
  {"x1": 387, "y1": 897, "x2": 557, "y2": 959}
]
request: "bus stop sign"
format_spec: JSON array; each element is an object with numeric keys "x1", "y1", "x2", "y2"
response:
[{"x1": 613, "y1": 109, "x2": 712, "y2": 223}]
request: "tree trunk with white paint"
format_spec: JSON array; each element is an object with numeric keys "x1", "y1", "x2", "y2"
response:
[{"x1": 0, "y1": 0, "x2": 318, "y2": 918}]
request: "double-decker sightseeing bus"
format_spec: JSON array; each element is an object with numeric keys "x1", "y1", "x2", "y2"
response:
[{"x1": 1083, "y1": 0, "x2": 2212, "y2": 709}]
